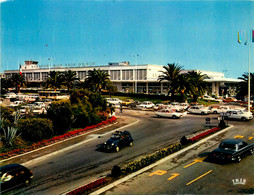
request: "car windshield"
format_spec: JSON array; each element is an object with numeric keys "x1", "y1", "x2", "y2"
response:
[{"x1": 219, "y1": 143, "x2": 237, "y2": 151}]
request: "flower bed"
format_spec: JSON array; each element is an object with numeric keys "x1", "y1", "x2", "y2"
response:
[
  {"x1": 188, "y1": 127, "x2": 221, "y2": 143},
  {"x1": 66, "y1": 178, "x2": 108, "y2": 195},
  {"x1": 0, "y1": 116, "x2": 117, "y2": 160}
]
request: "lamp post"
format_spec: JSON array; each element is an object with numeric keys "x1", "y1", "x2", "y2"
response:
[
  {"x1": 238, "y1": 30, "x2": 252, "y2": 112},
  {"x1": 130, "y1": 54, "x2": 142, "y2": 93}
]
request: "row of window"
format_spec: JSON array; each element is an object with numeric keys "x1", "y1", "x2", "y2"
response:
[{"x1": 5, "y1": 69, "x2": 148, "y2": 81}]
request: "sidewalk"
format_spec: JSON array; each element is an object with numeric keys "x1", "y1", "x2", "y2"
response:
[{"x1": 1, "y1": 115, "x2": 138, "y2": 166}]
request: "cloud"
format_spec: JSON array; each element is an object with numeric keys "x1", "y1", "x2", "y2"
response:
[{"x1": 0, "y1": 0, "x2": 13, "y2": 3}]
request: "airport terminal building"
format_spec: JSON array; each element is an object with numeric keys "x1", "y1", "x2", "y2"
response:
[{"x1": 4, "y1": 60, "x2": 241, "y2": 96}]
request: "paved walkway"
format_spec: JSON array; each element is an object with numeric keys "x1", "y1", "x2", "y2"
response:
[{"x1": 1, "y1": 115, "x2": 138, "y2": 166}]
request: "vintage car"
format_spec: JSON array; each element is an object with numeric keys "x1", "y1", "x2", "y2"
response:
[
  {"x1": 121, "y1": 99, "x2": 135, "y2": 106},
  {"x1": 155, "y1": 109, "x2": 184, "y2": 119},
  {"x1": 137, "y1": 101, "x2": 155, "y2": 109},
  {"x1": 223, "y1": 110, "x2": 253, "y2": 121},
  {"x1": 106, "y1": 98, "x2": 122, "y2": 106},
  {"x1": 210, "y1": 106, "x2": 231, "y2": 114},
  {"x1": 209, "y1": 139, "x2": 254, "y2": 163},
  {"x1": 99, "y1": 131, "x2": 133, "y2": 152},
  {"x1": 0, "y1": 164, "x2": 33, "y2": 193},
  {"x1": 187, "y1": 106, "x2": 211, "y2": 115}
]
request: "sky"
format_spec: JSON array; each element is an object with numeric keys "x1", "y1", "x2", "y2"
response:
[{"x1": 1, "y1": 0, "x2": 254, "y2": 79}]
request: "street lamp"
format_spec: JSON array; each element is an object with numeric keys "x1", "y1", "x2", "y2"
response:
[
  {"x1": 130, "y1": 54, "x2": 142, "y2": 93},
  {"x1": 238, "y1": 30, "x2": 252, "y2": 112}
]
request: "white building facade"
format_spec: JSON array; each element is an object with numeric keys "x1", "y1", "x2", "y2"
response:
[{"x1": 4, "y1": 61, "x2": 242, "y2": 96}]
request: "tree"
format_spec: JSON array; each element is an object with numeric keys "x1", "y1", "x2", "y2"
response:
[
  {"x1": 236, "y1": 72, "x2": 254, "y2": 100},
  {"x1": 86, "y1": 69, "x2": 111, "y2": 95},
  {"x1": 1, "y1": 78, "x2": 12, "y2": 93},
  {"x1": 187, "y1": 71, "x2": 207, "y2": 102},
  {"x1": 62, "y1": 70, "x2": 80, "y2": 93},
  {"x1": 10, "y1": 73, "x2": 26, "y2": 93},
  {"x1": 44, "y1": 71, "x2": 62, "y2": 91},
  {"x1": 158, "y1": 63, "x2": 183, "y2": 100}
]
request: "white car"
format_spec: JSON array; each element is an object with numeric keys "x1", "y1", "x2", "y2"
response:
[
  {"x1": 223, "y1": 110, "x2": 253, "y2": 121},
  {"x1": 188, "y1": 106, "x2": 211, "y2": 115},
  {"x1": 106, "y1": 98, "x2": 122, "y2": 106},
  {"x1": 137, "y1": 101, "x2": 155, "y2": 109},
  {"x1": 5, "y1": 92, "x2": 17, "y2": 99},
  {"x1": 32, "y1": 107, "x2": 47, "y2": 114},
  {"x1": 211, "y1": 106, "x2": 231, "y2": 114},
  {"x1": 180, "y1": 102, "x2": 190, "y2": 110},
  {"x1": 203, "y1": 95, "x2": 215, "y2": 101},
  {"x1": 9, "y1": 101, "x2": 24, "y2": 107},
  {"x1": 19, "y1": 105, "x2": 32, "y2": 115},
  {"x1": 155, "y1": 109, "x2": 184, "y2": 119},
  {"x1": 169, "y1": 102, "x2": 183, "y2": 111},
  {"x1": 33, "y1": 102, "x2": 46, "y2": 108}
]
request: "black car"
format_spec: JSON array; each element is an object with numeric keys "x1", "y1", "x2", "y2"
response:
[
  {"x1": 100, "y1": 131, "x2": 133, "y2": 152},
  {"x1": 209, "y1": 139, "x2": 254, "y2": 163},
  {"x1": 0, "y1": 164, "x2": 33, "y2": 193}
]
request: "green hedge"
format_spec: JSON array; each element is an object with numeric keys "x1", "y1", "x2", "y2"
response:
[{"x1": 18, "y1": 118, "x2": 53, "y2": 142}]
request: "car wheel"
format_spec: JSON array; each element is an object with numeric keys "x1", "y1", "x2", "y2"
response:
[
  {"x1": 250, "y1": 149, "x2": 254, "y2": 155},
  {"x1": 172, "y1": 115, "x2": 177, "y2": 119},
  {"x1": 213, "y1": 111, "x2": 217, "y2": 114},
  {"x1": 241, "y1": 117, "x2": 247, "y2": 121},
  {"x1": 236, "y1": 156, "x2": 241, "y2": 162},
  {"x1": 201, "y1": 112, "x2": 205, "y2": 115},
  {"x1": 115, "y1": 146, "x2": 120, "y2": 152},
  {"x1": 24, "y1": 179, "x2": 31, "y2": 186},
  {"x1": 129, "y1": 142, "x2": 133, "y2": 147}
]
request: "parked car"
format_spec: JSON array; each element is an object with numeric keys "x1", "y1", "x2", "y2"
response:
[
  {"x1": 203, "y1": 95, "x2": 215, "y2": 101},
  {"x1": 223, "y1": 97, "x2": 237, "y2": 102},
  {"x1": 211, "y1": 106, "x2": 231, "y2": 114},
  {"x1": 106, "y1": 98, "x2": 122, "y2": 106},
  {"x1": 32, "y1": 107, "x2": 47, "y2": 114},
  {"x1": 121, "y1": 99, "x2": 135, "y2": 106},
  {"x1": 33, "y1": 101, "x2": 45, "y2": 108},
  {"x1": 223, "y1": 110, "x2": 253, "y2": 121},
  {"x1": 99, "y1": 131, "x2": 133, "y2": 152},
  {"x1": 19, "y1": 105, "x2": 32, "y2": 115},
  {"x1": 137, "y1": 101, "x2": 155, "y2": 109},
  {"x1": 155, "y1": 109, "x2": 184, "y2": 119},
  {"x1": 0, "y1": 164, "x2": 33, "y2": 193},
  {"x1": 8, "y1": 101, "x2": 24, "y2": 107},
  {"x1": 187, "y1": 106, "x2": 211, "y2": 115},
  {"x1": 209, "y1": 139, "x2": 254, "y2": 163},
  {"x1": 5, "y1": 92, "x2": 17, "y2": 99},
  {"x1": 169, "y1": 102, "x2": 183, "y2": 111},
  {"x1": 180, "y1": 102, "x2": 190, "y2": 110}
]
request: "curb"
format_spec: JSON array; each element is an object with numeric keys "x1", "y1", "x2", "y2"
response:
[{"x1": 89, "y1": 125, "x2": 233, "y2": 195}]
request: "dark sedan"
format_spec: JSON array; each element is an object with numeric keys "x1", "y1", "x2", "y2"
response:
[
  {"x1": 99, "y1": 131, "x2": 133, "y2": 152},
  {"x1": 0, "y1": 164, "x2": 33, "y2": 193},
  {"x1": 209, "y1": 139, "x2": 254, "y2": 163}
]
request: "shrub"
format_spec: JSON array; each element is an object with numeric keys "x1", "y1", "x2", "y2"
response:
[
  {"x1": 19, "y1": 118, "x2": 53, "y2": 142},
  {"x1": 0, "y1": 106, "x2": 14, "y2": 123},
  {"x1": 71, "y1": 102, "x2": 90, "y2": 128},
  {"x1": 47, "y1": 100, "x2": 73, "y2": 134}
]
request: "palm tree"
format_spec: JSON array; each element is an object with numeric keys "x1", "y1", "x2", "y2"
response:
[
  {"x1": 10, "y1": 73, "x2": 26, "y2": 93},
  {"x1": 175, "y1": 74, "x2": 191, "y2": 102},
  {"x1": 158, "y1": 63, "x2": 183, "y2": 99},
  {"x1": 236, "y1": 72, "x2": 254, "y2": 100},
  {"x1": 187, "y1": 71, "x2": 207, "y2": 102},
  {"x1": 44, "y1": 71, "x2": 62, "y2": 91},
  {"x1": 62, "y1": 70, "x2": 80, "y2": 92},
  {"x1": 86, "y1": 69, "x2": 111, "y2": 95}
]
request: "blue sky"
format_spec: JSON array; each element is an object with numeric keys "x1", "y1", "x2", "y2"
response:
[{"x1": 1, "y1": 0, "x2": 253, "y2": 78}]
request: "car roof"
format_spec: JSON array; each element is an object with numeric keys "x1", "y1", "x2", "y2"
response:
[
  {"x1": 221, "y1": 139, "x2": 243, "y2": 145},
  {"x1": 0, "y1": 164, "x2": 26, "y2": 173}
]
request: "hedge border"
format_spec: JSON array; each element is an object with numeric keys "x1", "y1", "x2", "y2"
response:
[{"x1": 0, "y1": 116, "x2": 117, "y2": 160}]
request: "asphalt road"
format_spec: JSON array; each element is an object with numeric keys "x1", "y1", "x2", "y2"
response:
[
  {"x1": 103, "y1": 118, "x2": 254, "y2": 194},
  {"x1": 4, "y1": 109, "x2": 253, "y2": 195}
]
